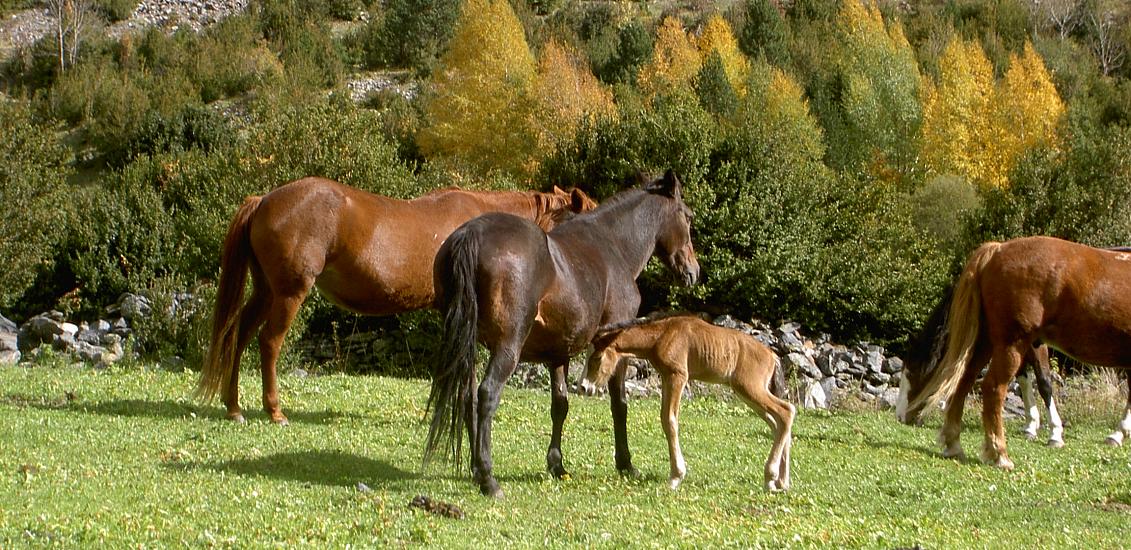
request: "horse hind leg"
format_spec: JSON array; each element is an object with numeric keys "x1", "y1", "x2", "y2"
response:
[
  {"x1": 980, "y1": 343, "x2": 1026, "y2": 470},
  {"x1": 257, "y1": 289, "x2": 309, "y2": 425},
  {"x1": 1105, "y1": 370, "x2": 1131, "y2": 446},
  {"x1": 224, "y1": 287, "x2": 271, "y2": 422},
  {"x1": 732, "y1": 361, "x2": 795, "y2": 492},
  {"x1": 473, "y1": 340, "x2": 524, "y2": 498},
  {"x1": 938, "y1": 340, "x2": 991, "y2": 461}
]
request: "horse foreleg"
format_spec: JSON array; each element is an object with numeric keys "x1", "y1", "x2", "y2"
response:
[
  {"x1": 609, "y1": 361, "x2": 638, "y2": 477},
  {"x1": 1105, "y1": 370, "x2": 1131, "y2": 446},
  {"x1": 473, "y1": 346, "x2": 520, "y2": 498},
  {"x1": 546, "y1": 361, "x2": 570, "y2": 479},
  {"x1": 939, "y1": 342, "x2": 989, "y2": 460},
  {"x1": 1030, "y1": 346, "x2": 1064, "y2": 448},
  {"x1": 257, "y1": 293, "x2": 306, "y2": 425},
  {"x1": 659, "y1": 371, "x2": 687, "y2": 489},
  {"x1": 981, "y1": 344, "x2": 1024, "y2": 470},
  {"x1": 1018, "y1": 365, "x2": 1040, "y2": 440}
]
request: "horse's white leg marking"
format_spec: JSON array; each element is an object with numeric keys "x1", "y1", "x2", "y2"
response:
[
  {"x1": 1019, "y1": 370, "x2": 1040, "y2": 439},
  {"x1": 1046, "y1": 398, "x2": 1065, "y2": 448},
  {"x1": 1106, "y1": 407, "x2": 1131, "y2": 446}
]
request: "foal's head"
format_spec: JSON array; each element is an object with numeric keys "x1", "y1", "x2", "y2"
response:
[
  {"x1": 535, "y1": 186, "x2": 597, "y2": 231},
  {"x1": 646, "y1": 170, "x2": 699, "y2": 287}
]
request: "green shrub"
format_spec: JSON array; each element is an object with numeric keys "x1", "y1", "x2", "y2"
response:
[
  {"x1": 0, "y1": 101, "x2": 72, "y2": 313},
  {"x1": 366, "y1": 0, "x2": 461, "y2": 74},
  {"x1": 94, "y1": 0, "x2": 139, "y2": 22},
  {"x1": 910, "y1": 174, "x2": 981, "y2": 248}
]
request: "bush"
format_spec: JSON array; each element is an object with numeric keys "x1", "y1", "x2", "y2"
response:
[
  {"x1": 365, "y1": 0, "x2": 460, "y2": 75},
  {"x1": 0, "y1": 101, "x2": 72, "y2": 314},
  {"x1": 94, "y1": 0, "x2": 139, "y2": 22}
]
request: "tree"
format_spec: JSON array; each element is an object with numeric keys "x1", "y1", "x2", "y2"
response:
[
  {"x1": 1086, "y1": 0, "x2": 1129, "y2": 77},
  {"x1": 697, "y1": 14, "x2": 751, "y2": 96},
  {"x1": 694, "y1": 50, "x2": 740, "y2": 117},
  {"x1": 46, "y1": 0, "x2": 93, "y2": 72},
  {"x1": 985, "y1": 42, "x2": 1066, "y2": 189},
  {"x1": 0, "y1": 101, "x2": 72, "y2": 311},
  {"x1": 371, "y1": 0, "x2": 461, "y2": 75},
  {"x1": 921, "y1": 37, "x2": 996, "y2": 187},
  {"x1": 637, "y1": 16, "x2": 701, "y2": 100},
  {"x1": 531, "y1": 39, "x2": 617, "y2": 155},
  {"x1": 738, "y1": 0, "x2": 791, "y2": 67},
  {"x1": 417, "y1": 0, "x2": 538, "y2": 178},
  {"x1": 831, "y1": 0, "x2": 923, "y2": 181},
  {"x1": 1028, "y1": 0, "x2": 1084, "y2": 39}
]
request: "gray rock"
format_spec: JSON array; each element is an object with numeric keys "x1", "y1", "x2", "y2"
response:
[
  {"x1": 802, "y1": 380, "x2": 828, "y2": 410},
  {"x1": 878, "y1": 387, "x2": 901, "y2": 410},
  {"x1": 883, "y1": 356, "x2": 903, "y2": 374},
  {"x1": 119, "y1": 294, "x2": 152, "y2": 321},
  {"x1": 785, "y1": 352, "x2": 821, "y2": 380},
  {"x1": 0, "y1": 349, "x2": 20, "y2": 365}
]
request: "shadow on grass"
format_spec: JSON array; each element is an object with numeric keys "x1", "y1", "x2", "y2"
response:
[
  {"x1": 176, "y1": 449, "x2": 419, "y2": 488},
  {"x1": 6, "y1": 394, "x2": 363, "y2": 425}
]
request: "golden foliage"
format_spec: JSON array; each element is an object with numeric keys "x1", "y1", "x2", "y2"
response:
[
  {"x1": 922, "y1": 38, "x2": 1065, "y2": 189},
  {"x1": 417, "y1": 0, "x2": 538, "y2": 178},
  {"x1": 637, "y1": 17, "x2": 701, "y2": 100},
  {"x1": 696, "y1": 15, "x2": 751, "y2": 96},
  {"x1": 531, "y1": 39, "x2": 618, "y2": 154}
]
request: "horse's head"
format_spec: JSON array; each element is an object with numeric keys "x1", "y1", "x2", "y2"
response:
[
  {"x1": 896, "y1": 286, "x2": 954, "y2": 425},
  {"x1": 536, "y1": 186, "x2": 598, "y2": 231},
  {"x1": 584, "y1": 328, "x2": 623, "y2": 391},
  {"x1": 646, "y1": 170, "x2": 700, "y2": 287}
]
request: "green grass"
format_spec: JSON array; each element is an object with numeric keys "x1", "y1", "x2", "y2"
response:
[{"x1": 1, "y1": 362, "x2": 1130, "y2": 548}]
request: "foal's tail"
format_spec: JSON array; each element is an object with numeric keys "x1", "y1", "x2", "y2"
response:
[
  {"x1": 424, "y1": 229, "x2": 480, "y2": 469},
  {"x1": 908, "y1": 241, "x2": 1002, "y2": 413},
  {"x1": 196, "y1": 196, "x2": 262, "y2": 402}
]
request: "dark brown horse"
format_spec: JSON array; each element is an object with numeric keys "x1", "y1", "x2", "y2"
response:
[
  {"x1": 584, "y1": 314, "x2": 794, "y2": 491},
  {"x1": 898, "y1": 236, "x2": 1131, "y2": 469},
  {"x1": 196, "y1": 177, "x2": 595, "y2": 424},
  {"x1": 424, "y1": 170, "x2": 699, "y2": 497}
]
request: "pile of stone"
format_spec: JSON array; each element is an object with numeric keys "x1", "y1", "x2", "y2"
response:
[{"x1": 0, "y1": 293, "x2": 156, "y2": 368}]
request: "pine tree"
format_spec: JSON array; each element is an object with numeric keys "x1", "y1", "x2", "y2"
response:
[
  {"x1": 739, "y1": 0, "x2": 791, "y2": 67},
  {"x1": 417, "y1": 0, "x2": 538, "y2": 177},
  {"x1": 694, "y1": 50, "x2": 740, "y2": 117}
]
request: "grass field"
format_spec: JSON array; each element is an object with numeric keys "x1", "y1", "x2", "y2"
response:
[{"x1": 1, "y1": 360, "x2": 1129, "y2": 548}]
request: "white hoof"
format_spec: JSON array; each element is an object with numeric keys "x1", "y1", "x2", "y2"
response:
[
  {"x1": 668, "y1": 477, "x2": 683, "y2": 490},
  {"x1": 1046, "y1": 438, "x2": 1065, "y2": 449}
]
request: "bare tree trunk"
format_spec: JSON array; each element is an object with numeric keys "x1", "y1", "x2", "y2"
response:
[{"x1": 1089, "y1": 3, "x2": 1127, "y2": 77}]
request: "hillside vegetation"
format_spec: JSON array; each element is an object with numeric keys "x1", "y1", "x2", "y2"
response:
[{"x1": 2, "y1": 0, "x2": 1131, "y2": 371}]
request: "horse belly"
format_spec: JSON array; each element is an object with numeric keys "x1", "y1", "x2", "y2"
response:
[{"x1": 315, "y1": 264, "x2": 433, "y2": 316}]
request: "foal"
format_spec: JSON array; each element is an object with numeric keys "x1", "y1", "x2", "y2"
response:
[{"x1": 585, "y1": 314, "x2": 795, "y2": 491}]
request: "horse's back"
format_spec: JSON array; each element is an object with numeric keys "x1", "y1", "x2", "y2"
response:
[{"x1": 984, "y1": 236, "x2": 1131, "y2": 365}]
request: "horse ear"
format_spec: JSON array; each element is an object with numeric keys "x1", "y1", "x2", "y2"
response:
[
  {"x1": 552, "y1": 185, "x2": 566, "y2": 195},
  {"x1": 647, "y1": 169, "x2": 682, "y2": 199},
  {"x1": 570, "y1": 188, "x2": 595, "y2": 213}
]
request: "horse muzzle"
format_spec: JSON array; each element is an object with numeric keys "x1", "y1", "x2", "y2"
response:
[{"x1": 682, "y1": 262, "x2": 700, "y2": 287}]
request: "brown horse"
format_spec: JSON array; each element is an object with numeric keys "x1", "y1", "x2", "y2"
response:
[
  {"x1": 897, "y1": 236, "x2": 1131, "y2": 469},
  {"x1": 424, "y1": 170, "x2": 699, "y2": 497},
  {"x1": 196, "y1": 177, "x2": 595, "y2": 424},
  {"x1": 584, "y1": 314, "x2": 795, "y2": 491}
]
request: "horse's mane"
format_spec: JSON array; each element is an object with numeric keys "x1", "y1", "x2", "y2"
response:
[
  {"x1": 904, "y1": 283, "x2": 955, "y2": 378},
  {"x1": 592, "y1": 311, "x2": 709, "y2": 349}
]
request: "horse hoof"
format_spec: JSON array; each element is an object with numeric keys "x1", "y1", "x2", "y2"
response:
[
  {"x1": 270, "y1": 414, "x2": 289, "y2": 425},
  {"x1": 940, "y1": 446, "x2": 965, "y2": 460},
  {"x1": 668, "y1": 477, "x2": 683, "y2": 490},
  {"x1": 766, "y1": 479, "x2": 788, "y2": 493},
  {"x1": 548, "y1": 464, "x2": 570, "y2": 480},
  {"x1": 1023, "y1": 431, "x2": 1038, "y2": 441},
  {"x1": 227, "y1": 413, "x2": 246, "y2": 423},
  {"x1": 618, "y1": 466, "x2": 641, "y2": 479},
  {"x1": 1047, "y1": 438, "x2": 1065, "y2": 449},
  {"x1": 480, "y1": 479, "x2": 504, "y2": 499},
  {"x1": 1104, "y1": 436, "x2": 1123, "y2": 447}
]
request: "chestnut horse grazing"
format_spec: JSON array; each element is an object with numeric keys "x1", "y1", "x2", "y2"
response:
[
  {"x1": 585, "y1": 314, "x2": 795, "y2": 491},
  {"x1": 897, "y1": 236, "x2": 1131, "y2": 469},
  {"x1": 196, "y1": 177, "x2": 595, "y2": 424},
  {"x1": 424, "y1": 170, "x2": 699, "y2": 497}
]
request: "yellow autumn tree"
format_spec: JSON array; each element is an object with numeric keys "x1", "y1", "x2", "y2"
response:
[
  {"x1": 920, "y1": 38, "x2": 995, "y2": 187},
  {"x1": 417, "y1": 0, "x2": 537, "y2": 178},
  {"x1": 637, "y1": 16, "x2": 701, "y2": 100},
  {"x1": 531, "y1": 39, "x2": 618, "y2": 155},
  {"x1": 984, "y1": 42, "x2": 1066, "y2": 188},
  {"x1": 696, "y1": 14, "x2": 751, "y2": 96}
]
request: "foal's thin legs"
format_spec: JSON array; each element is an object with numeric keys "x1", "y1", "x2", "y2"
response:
[
  {"x1": 547, "y1": 361, "x2": 570, "y2": 479},
  {"x1": 659, "y1": 371, "x2": 688, "y2": 489},
  {"x1": 733, "y1": 368, "x2": 795, "y2": 492},
  {"x1": 609, "y1": 363, "x2": 638, "y2": 477}
]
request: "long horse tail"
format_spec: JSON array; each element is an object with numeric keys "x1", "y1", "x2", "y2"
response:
[
  {"x1": 195, "y1": 196, "x2": 262, "y2": 402},
  {"x1": 424, "y1": 229, "x2": 480, "y2": 469},
  {"x1": 909, "y1": 241, "x2": 1002, "y2": 413}
]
